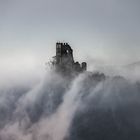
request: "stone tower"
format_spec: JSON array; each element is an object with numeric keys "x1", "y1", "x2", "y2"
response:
[{"x1": 54, "y1": 42, "x2": 87, "y2": 73}]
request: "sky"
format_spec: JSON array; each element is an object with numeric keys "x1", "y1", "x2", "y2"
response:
[{"x1": 0, "y1": 0, "x2": 140, "y2": 77}]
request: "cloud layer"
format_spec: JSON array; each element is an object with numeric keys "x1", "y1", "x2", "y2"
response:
[{"x1": 0, "y1": 67, "x2": 140, "y2": 140}]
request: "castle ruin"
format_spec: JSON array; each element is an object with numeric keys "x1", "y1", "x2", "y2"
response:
[{"x1": 52, "y1": 42, "x2": 87, "y2": 74}]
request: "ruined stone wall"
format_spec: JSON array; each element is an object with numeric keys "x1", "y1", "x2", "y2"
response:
[{"x1": 55, "y1": 42, "x2": 87, "y2": 74}]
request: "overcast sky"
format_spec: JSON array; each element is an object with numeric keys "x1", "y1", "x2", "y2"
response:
[{"x1": 0, "y1": 0, "x2": 140, "y2": 75}]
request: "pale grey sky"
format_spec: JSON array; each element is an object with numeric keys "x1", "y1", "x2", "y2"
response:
[{"x1": 0, "y1": 0, "x2": 140, "y2": 74}]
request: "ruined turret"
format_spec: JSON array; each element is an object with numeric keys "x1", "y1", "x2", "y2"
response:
[{"x1": 52, "y1": 42, "x2": 87, "y2": 74}]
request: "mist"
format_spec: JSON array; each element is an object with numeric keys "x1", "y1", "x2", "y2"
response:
[
  {"x1": 1, "y1": 0, "x2": 140, "y2": 139},
  {"x1": 0, "y1": 61, "x2": 140, "y2": 140}
]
